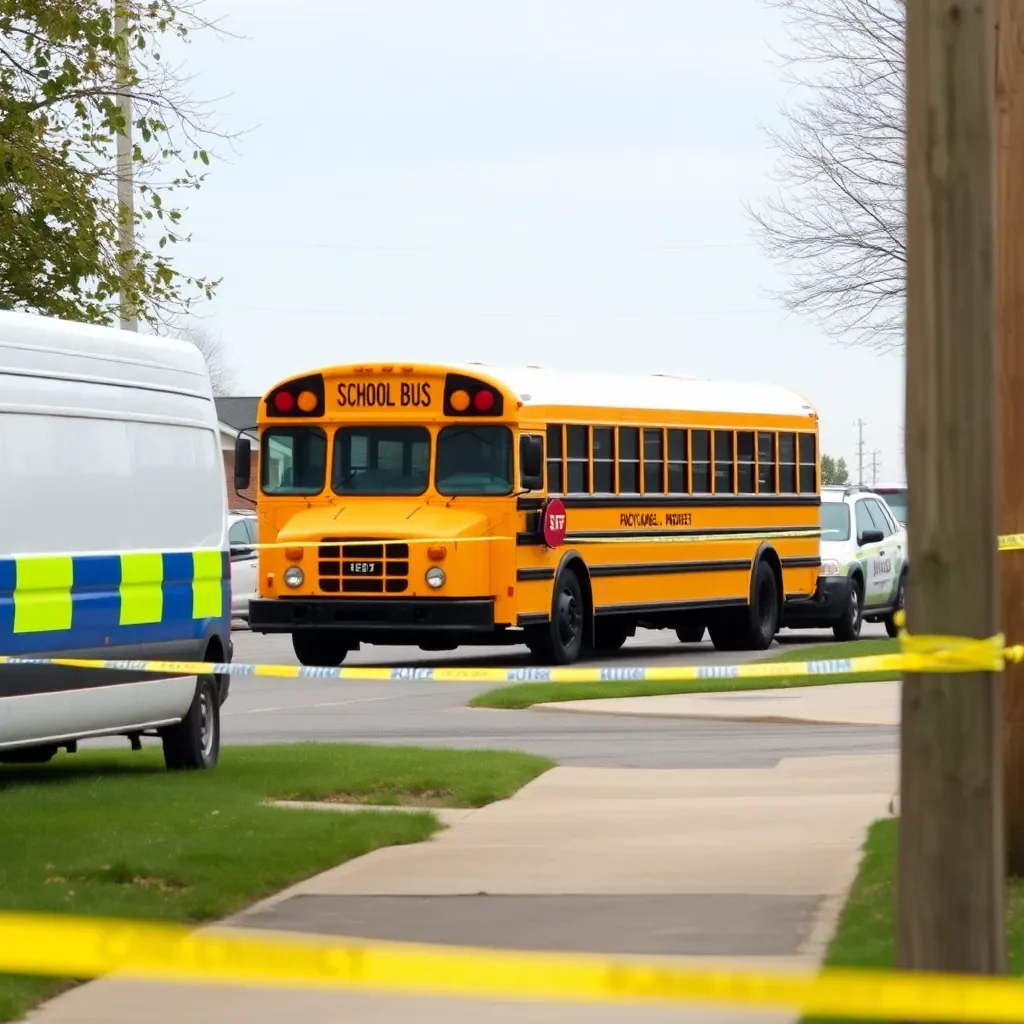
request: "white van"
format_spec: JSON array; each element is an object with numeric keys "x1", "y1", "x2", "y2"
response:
[{"x1": 0, "y1": 311, "x2": 233, "y2": 770}]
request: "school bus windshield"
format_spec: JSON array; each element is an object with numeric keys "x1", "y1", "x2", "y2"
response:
[{"x1": 261, "y1": 423, "x2": 515, "y2": 498}]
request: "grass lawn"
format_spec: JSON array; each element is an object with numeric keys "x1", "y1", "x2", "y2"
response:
[
  {"x1": 0, "y1": 743, "x2": 553, "y2": 1022},
  {"x1": 470, "y1": 637, "x2": 899, "y2": 710},
  {"x1": 804, "y1": 818, "x2": 1024, "y2": 1024}
]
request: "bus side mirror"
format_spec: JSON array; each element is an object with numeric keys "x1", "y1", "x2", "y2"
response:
[
  {"x1": 520, "y1": 435, "x2": 543, "y2": 491},
  {"x1": 234, "y1": 436, "x2": 252, "y2": 491}
]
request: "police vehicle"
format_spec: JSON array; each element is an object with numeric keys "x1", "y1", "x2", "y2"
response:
[
  {"x1": 781, "y1": 484, "x2": 906, "y2": 641},
  {"x1": 0, "y1": 311, "x2": 232, "y2": 770}
]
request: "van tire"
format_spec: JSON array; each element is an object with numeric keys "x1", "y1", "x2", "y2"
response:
[
  {"x1": 527, "y1": 568, "x2": 585, "y2": 665},
  {"x1": 884, "y1": 573, "x2": 906, "y2": 639},
  {"x1": 708, "y1": 561, "x2": 779, "y2": 652},
  {"x1": 161, "y1": 676, "x2": 220, "y2": 771},
  {"x1": 833, "y1": 578, "x2": 864, "y2": 642},
  {"x1": 292, "y1": 630, "x2": 349, "y2": 667}
]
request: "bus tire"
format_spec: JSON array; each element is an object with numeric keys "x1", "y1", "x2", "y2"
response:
[
  {"x1": 292, "y1": 630, "x2": 349, "y2": 667},
  {"x1": 675, "y1": 623, "x2": 706, "y2": 644},
  {"x1": 162, "y1": 675, "x2": 220, "y2": 772},
  {"x1": 527, "y1": 568, "x2": 585, "y2": 665},
  {"x1": 593, "y1": 620, "x2": 629, "y2": 653},
  {"x1": 709, "y1": 560, "x2": 779, "y2": 652}
]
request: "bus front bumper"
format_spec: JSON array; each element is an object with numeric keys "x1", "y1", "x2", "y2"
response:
[{"x1": 248, "y1": 597, "x2": 496, "y2": 634}]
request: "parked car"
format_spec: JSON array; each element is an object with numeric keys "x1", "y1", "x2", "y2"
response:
[
  {"x1": 228, "y1": 510, "x2": 258, "y2": 624},
  {"x1": 870, "y1": 482, "x2": 907, "y2": 526},
  {"x1": 781, "y1": 485, "x2": 907, "y2": 641}
]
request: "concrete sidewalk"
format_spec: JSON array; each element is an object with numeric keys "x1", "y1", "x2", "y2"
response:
[
  {"x1": 534, "y1": 681, "x2": 901, "y2": 727},
  {"x1": 21, "y1": 754, "x2": 897, "y2": 1024}
]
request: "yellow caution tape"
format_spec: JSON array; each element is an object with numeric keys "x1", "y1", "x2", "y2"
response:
[
  {"x1": 1, "y1": 911, "x2": 1024, "y2": 1021},
  {"x1": 0, "y1": 651, "x2": 907, "y2": 683}
]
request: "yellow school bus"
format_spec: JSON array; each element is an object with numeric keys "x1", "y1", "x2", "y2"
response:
[{"x1": 234, "y1": 362, "x2": 821, "y2": 666}]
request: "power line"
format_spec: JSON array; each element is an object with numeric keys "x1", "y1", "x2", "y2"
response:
[
  {"x1": 189, "y1": 239, "x2": 759, "y2": 254},
  {"x1": 227, "y1": 306, "x2": 782, "y2": 319}
]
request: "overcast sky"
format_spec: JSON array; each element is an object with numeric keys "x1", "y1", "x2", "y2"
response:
[{"x1": 169, "y1": 0, "x2": 906, "y2": 483}]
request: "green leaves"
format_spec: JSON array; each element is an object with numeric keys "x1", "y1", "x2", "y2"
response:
[{"x1": 0, "y1": 0, "x2": 224, "y2": 326}]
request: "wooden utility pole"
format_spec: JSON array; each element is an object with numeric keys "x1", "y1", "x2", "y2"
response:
[
  {"x1": 898, "y1": 0, "x2": 1005, "y2": 976},
  {"x1": 996, "y1": 0, "x2": 1024, "y2": 878}
]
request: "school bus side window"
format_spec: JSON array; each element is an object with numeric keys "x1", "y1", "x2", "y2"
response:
[
  {"x1": 618, "y1": 427, "x2": 640, "y2": 493},
  {"x1": 546, "y1": 424, "x2": 564, "y2": 493},
  {"x1": 737, "y1": 431, "x2": 756, "y2": 493},
  {"x1": 779, "y1": 433, "x2": 797, "y2": 493},
  {"x1": 643, "y1": 428, "x2": 664, "y2": 493},
  {"x1": 260, "y1": 427, "x2": 327, "y2": 495},
  {"x1": 692, "y1": 430, "x2": 711, "y2": 493},
  {"x1": 667, "y1": 429, "x2": 688, "y2": 493},
  {"x1": 714, "y1": 431, "x2": 735, "y2": 494},
  {"x1": 566, "y1": 425, "x2": 590, "y2": 493},
  {"x1": 592, "y1": 427, "x2": 615, "y2": 493},
  {"x1": 798, "y1": 433, "x2": 817, "y2": 493},
  {"x1": 757, "y1": 432, "x2": 777, "y2": 493}
]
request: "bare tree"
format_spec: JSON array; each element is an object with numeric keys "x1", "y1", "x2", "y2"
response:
[
  {"x1": 747, "y1": 0, "x2": 906, "y2": 351},
  {"x1": 171, "y1": 324, "x2": 237, "y2": 396}
]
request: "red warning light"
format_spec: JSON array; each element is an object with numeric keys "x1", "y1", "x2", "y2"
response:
[
  {"x1": 473, "y1": 389, "x2": 495, "y2": 412},
  {"x1": 273, "y1": 391, "x2": 295, "y2": 413}
]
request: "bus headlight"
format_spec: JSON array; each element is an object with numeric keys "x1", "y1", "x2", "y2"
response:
[
  {"x1": 425, "y1": 567, "x2": 446, "y2": 589},
  {"x1": 283, "y1": 566, "x2": 305, "y2": 589}
]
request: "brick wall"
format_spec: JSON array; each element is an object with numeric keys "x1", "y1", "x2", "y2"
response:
[{"x1": 223, "y1": 449, "x2": 258, "y2": 509}]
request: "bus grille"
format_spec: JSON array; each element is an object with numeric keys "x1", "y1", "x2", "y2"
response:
[{"x1": 317, "y1": 539, "x2": 410, "y2": 594}]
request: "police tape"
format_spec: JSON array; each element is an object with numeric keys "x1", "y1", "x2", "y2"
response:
[
  {"x1": 1, "y1": 911, "x2": 1024, "y2": 1020},
  {"x1": 0, "y1": 640, "x2": 1017, "y2": 683},
  {"x1": 0, "y1": 651, "x2": 906, "y2": 682}
]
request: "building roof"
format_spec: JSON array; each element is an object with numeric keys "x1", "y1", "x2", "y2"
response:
[{"x1": 215, "y1": 396, "x2": 259, "y2": 434}]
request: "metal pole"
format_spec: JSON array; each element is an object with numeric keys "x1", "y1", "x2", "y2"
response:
[{"x1": 114, "y1": 7, "x2": 137, "y2": 332}]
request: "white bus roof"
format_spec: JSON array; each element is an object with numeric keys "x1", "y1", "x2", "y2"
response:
[
  {"x1": 458, "y1": 362, "x2": 817, "y2": 419},
  {"x1": 0, "y1": 310, "x2": 211, "y2": 398}
]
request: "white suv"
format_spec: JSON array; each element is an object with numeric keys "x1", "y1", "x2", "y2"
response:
[
  {"x1": 782, "y1": 485, "x2": 907, "y2": 641},
  {"x1": 227, "y1": 510, "x2": 258, "y2": 623}
]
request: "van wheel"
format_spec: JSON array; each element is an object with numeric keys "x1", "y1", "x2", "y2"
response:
[
  {"x1": 833, "y1": 578, "x2": 864, "y2": 642},
  {"x1": 292, "y1": 630, "x2": 349, "y2": 667},
  {"x1": 527, "y1": 569, "x2": 585, "y2": 665},
  {"x1": 884, "y1": 574, "x2": 906, "y2": 638},
  {"x1": 593, "y1": 621, "x2": 629, "y2": 653},
  {"x1": 708, "y1": 561, "x2": 779, "y2": 652},
  {"x1": 162, "y1": 676, "x2": 220, "y2": 771}
]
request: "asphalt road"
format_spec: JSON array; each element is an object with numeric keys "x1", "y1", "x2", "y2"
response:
[{"x1": 221, "y1": 625, "x2": 897, "y2": 769}]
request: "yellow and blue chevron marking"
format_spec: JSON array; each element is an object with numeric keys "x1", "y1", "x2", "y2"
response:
[{"x1": 0, "y1": 551, "x2": 229, "y2": 656}]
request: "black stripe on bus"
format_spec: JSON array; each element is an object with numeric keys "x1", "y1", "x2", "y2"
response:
[
  {"x1": 781, "y1": 556, "x2": 822, "y2": 569},
  {"x1": 566, "y1": 525, "x2": 818, "y2": 542},
  {"x1": 516, "y1": 567, "x2": 556, "y2": 582},
  {"x1": 516, "y1": 612, "x2": 550, "y2": 627},
  {"x1": 517, "y1": 494, "x2": 821, "y2": 511},
  {"x1": 595, "y1": 597, "x2": 748, "y2": 617},
  {"x1": 517, "y1": 524, "x2": 820, "y2": 546},
  {"x1": 588, "y1": 559, "x2": 750, "y2": 579}
]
